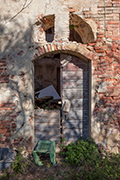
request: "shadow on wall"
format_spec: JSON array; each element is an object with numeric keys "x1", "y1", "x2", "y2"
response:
[
  {"x1": 61, "y1": 54, "x2": 90, "y2": 143},
  {"x1": 93, "y1": 77, "x2": 120, "y2": 153},
  {"x1": 0, "y1": 19, "x2": 35, "y2": 149}
]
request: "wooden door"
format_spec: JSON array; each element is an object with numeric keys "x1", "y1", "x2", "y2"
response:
[{"x1": 61, "y1": 54, "x2": 89, "y2": 144}]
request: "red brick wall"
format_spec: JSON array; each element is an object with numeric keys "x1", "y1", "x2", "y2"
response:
[
  {"x1": 0, "y1": 0, "x2": 119, "y2": 153},
  {"x1": 0, "y1": 102, "x2": 16, "y2": 148},
  {"x1": 34, "y1": 0, "x2": 120, "y2": 152},
  {"x1": 0, "y1": 58, "x2": 9, "y2": 83},
  {"x1": 83, "y1": 0, "x2": 120, "y2": 152},
  {"x1": 0, "y1": 58, "x2": 32, "y2": 152}
]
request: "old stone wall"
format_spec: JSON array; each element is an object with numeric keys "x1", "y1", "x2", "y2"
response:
[
  {"x1": 35, "y1": 109, "x2": 60, "y2": 152},
  {"x1": 0, "y1": 0, "x2": 120, "y2": 153},
  {"x1": 83, "y1": 0, "x2": 120, "y2": 153}
]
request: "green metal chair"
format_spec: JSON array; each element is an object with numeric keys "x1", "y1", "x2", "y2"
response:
[{"x1": 33, "y1": 140, "x2": 56, "y2": 166}]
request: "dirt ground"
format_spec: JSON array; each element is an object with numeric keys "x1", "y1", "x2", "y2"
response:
[{"x1": 1, "y1": 153, "x2": 78, "y2": 180}]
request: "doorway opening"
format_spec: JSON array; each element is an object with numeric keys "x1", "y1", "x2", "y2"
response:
[
  {"x1": 34, "y1": 53, "x2": 90, "y2": 146},
  {"x1": 34, "y1": 54, "x2": 62, "y2": 149},
  {"x1": 34, "y1": 53, "x2": 61, "y2": 96}
]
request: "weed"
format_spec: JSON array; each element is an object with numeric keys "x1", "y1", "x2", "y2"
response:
[
  {"x1": 0, "y1": 169, "x2": 9, "y2": 180},
  {"x1": 12, "y1": 147, "x2": 28, "y2": 174},
  {"x1": 61, "y1": 137, "x2": 120, "y2": 179},
  {"x1": 0, "y1": 139, "x2": 120, "y2": 180},
  {"x1": 47, "y1": 162, "x2": 51, "y2": 168},
  {"x1": 60, "y1": 136, "x2": 66, "y2": 151}
]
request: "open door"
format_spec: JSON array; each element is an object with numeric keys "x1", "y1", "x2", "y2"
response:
[{"x1": 60, "y1": 54, "x2": 89, "y2": 144}]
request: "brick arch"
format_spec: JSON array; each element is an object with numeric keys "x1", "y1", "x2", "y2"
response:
[
  {"x1": 34, "y1": 14, "x2": 96, "y2": 44},
  {"x1": 33, "y1": 42, "x2": 97, "y2": 62},
  {"x1": 40, "y1": 15, "x2": 55, "y2": 31},
  {"x1": 70, "y1": 14, "x2": 96, "y2": 44},
  {"x1": 33, "y1": 14, "x2": 55, "y2": 43},
  {"x1": 33, "y1": 42, "x2": 95, "y2": 142}
]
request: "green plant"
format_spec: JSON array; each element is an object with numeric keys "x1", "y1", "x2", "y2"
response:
[
  {"x1": 60, "y1": 137, "x2": 120, "y2": 180},
  {"x1": 12, "y1": 147, "x2": 28, "y2": 174},
  {"x1": 60, "y1": 136, "x2": 66, "y2": 151},
  {"x1": 0, "y1": 169, "x2": 9, "y2": 180},
  {"x1": 61, "y1": 137, "x2": 101, "y2": 165},
  {"x1": 69, "y1": 24, "x2": 74, "y2": 30},
  {"x1": 47, "y1": 162, "x2": 51, "y2": 168}
]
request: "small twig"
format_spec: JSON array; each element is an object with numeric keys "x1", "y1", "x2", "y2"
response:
[{"x1": 0, "y1": 0, "x2": 34, "y2": 28}]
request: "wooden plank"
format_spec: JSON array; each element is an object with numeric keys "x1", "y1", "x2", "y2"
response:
[
  {"x1": 62, "y1": 70, "x2": 83, "y2": 80},
  {"x1": 62, "y1": 70, "x2": 88, "y2": 79},
  {"x1": 63, "y1": 120, "x2": 82, "y2": 129},
  {"x1": 62, "y1": 80, "x2": 83, "y2": 89},
  {"x1": 35, "y1": 123, "x2": 60, "y2": 131},
  {"x1": 61, "y1": 54, "x2": 89, "y2": 142},
  {"x1": 35, "y1": 129, "x2": 60, "y2": 134},
  {"x1": 35, "y1": 131, "x2": 60, "y2": 136},
  {"x1": 35, "y1": 130, "x2": 60, "y2": 143},
  {"x1": 70, "y1": 99, "x2": 89, "y2": 109},
  {"x1": 35, "y1": 109, "x2": 60, "y2": 117},
  {"x1": 63, "y1": 62, "x2": 88, "y2": 71},
  {"x1": 35, "y1": 132, "x2": 60, "y2": 142},
  {"x1": 65, "y1": 109, "x2": 89, "y2": 120},
  {"x1": 35, "y1": 116, "x2": 60, "y2": 123},
  {"x1": 63, "y1": 128, "x2": 82, "y2": 138},
  {"x1": 62, "y1": 89, "x2": 89, "y2": 99},
  {"x1": 35, "y1": 135, "x2": 60, "y2": 143},
  {"x1": 63, "y1": 83, "x2": 88, "y2": 89},
  {"x1": 35, "y1": 109, "x2": 60, "y2": 145}
]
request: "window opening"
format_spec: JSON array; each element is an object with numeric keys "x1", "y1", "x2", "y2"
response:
[
  {"x1": 69, "y1": 26, "x2": 83, "y2": 43},
  {"x1": 45, "y1": 27, "x2": 54, "y2": 42}
]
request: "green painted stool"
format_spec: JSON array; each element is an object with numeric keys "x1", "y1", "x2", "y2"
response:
[{"x1": 33, "y1": 140, "x2": 56, "y2": 166}]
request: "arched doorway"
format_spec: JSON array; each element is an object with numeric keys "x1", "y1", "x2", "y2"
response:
[
  {"x1": 34, "y1": 51, "x2": 90, "y2": 146},
  {"x1": 32, "y1": 11, "x2": 97, "y2": 148}
]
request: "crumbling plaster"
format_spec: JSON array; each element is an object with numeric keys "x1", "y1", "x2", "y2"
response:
[
  {"x1": 0, "y1": 0, "x2": 99, "y2": 55},
  {"x1": 0, "y1": 0, "x2": 119, "y2": 153}
]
